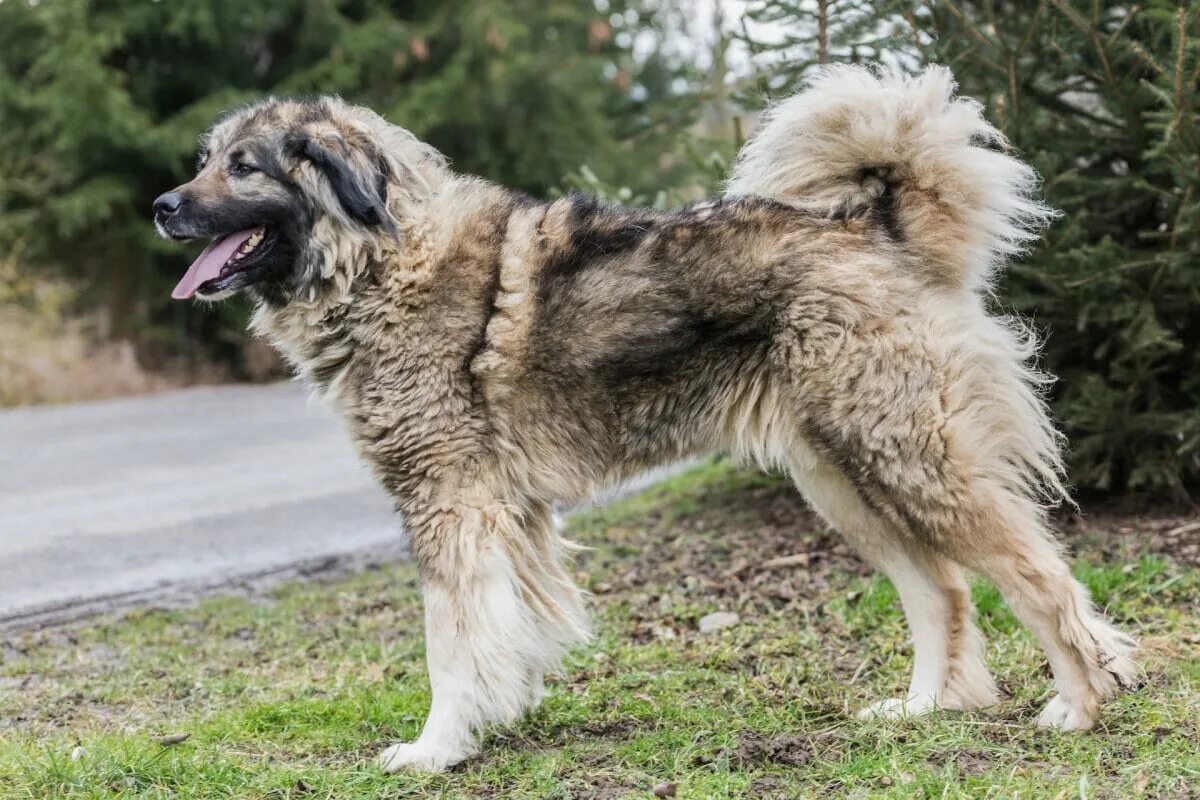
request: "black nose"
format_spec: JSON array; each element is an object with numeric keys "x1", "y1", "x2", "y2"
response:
[{"x1": 153, "y1": 192, "x2": 185, "y2": 216}]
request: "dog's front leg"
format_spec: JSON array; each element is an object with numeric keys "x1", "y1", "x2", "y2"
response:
[{"x1": 378, "y1": 499, "x2": 587, "y2": 773}]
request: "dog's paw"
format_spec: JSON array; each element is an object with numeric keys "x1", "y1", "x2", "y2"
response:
[
  {"x1": 376, "y1": 741, "x2": 465, "y2": 774},
  {"x1": 1035, "y1": 695, "x2": 1096, "y2": 732},
  {"x1": 856, "y1": 694, "x2": 936, "y2": 720}
]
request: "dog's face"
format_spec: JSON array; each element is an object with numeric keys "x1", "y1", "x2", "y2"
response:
[{"x1": 155, "y1": 97, "x2": 437, "y2": 305}]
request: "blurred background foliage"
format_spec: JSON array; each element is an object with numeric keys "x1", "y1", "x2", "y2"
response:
[{"x1": 0, "y1": 0, "x2": 1197, "y2": 499}]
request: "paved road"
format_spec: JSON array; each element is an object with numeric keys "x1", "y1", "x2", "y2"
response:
[{"x1": 0, "y1": 383, "x2": 401, "y2": 629}]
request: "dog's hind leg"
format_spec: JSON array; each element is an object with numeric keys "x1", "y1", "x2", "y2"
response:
[
  {"x1": 377, "y1": 498, "x2": 588, "y2": 773},
  {"x1": 807, "y1": 419, "x2": 1136, "y2": 729},
  {"x1": 931, "y1": 497, "x2": 1139, "y2": 730},
  {"x1": 791, "y1": 331, "x2": 1138, "y2": 730},
  {"x1": 791, "y1": 454, "x2": 997, "y2": 717}
]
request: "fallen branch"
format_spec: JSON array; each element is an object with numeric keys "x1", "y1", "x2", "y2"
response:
[
  {"x1": 1164, "y1": 520, "x2": 1200, "y2": 538},
  {"x1": 758, "y1": 553, "x2": 812, "y2": 570}
]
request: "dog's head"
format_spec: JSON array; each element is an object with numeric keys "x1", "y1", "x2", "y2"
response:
[{"x1": 154, "y1": 96, "x2": 446, "y2": 305}]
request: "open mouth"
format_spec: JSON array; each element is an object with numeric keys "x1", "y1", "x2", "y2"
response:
[{"x1": 171, "y1": 226, "x2": 274, "y2": 299}]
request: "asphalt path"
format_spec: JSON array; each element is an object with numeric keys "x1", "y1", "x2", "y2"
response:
[{"x1": 0, "y1": 383, "x2": 401, "y2": 630}]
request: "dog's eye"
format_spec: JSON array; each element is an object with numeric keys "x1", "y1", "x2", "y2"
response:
[{"x1": 229, "y1": 163, "x2": 258, "y2": 177}]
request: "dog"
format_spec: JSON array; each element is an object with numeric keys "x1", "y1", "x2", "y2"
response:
[{"x1": 153, "y1": 65, "x2": 1138, "y2": 773}]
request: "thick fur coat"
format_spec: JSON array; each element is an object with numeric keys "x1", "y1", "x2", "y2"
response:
[{"x1": 154, "y1": 65, "x2": 1139, "y2": 772}]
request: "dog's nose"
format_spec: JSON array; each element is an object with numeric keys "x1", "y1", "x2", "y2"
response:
[{"x1": 153, "y1": 192, "x2": 185, "y2": 216}]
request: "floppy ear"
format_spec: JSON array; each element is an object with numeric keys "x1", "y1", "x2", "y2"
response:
[{"x1": 293, "y1": 136, "x2": 391, "y2": 229}]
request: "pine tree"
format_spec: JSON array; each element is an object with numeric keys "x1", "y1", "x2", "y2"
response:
[{"x1": 912, "y1": 1, "x2": 1200, "y2": 499}]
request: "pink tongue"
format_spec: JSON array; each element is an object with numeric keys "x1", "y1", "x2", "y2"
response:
[{"x1": 171, "y1": 229, "x2": 258, "y2": 299}]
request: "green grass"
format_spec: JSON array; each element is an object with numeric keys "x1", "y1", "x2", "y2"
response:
[{"x1": 2, "y1": 460, "x2": 1198, "y2": 799}]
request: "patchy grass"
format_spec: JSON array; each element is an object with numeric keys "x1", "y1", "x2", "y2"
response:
[{"x1": 2, "y1": 460, "x2": 1198, "y2": 799}]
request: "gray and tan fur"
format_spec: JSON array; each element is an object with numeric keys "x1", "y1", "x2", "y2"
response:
[{"x1": 154, "y1": 65, "x2": 1138, "y2": 772}]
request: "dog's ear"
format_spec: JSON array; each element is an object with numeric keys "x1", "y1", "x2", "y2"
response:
[{"x1": 290, "y1": 135, "x2": 392, "y2": 229}]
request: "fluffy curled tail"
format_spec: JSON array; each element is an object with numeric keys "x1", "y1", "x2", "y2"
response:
[{"x1": 726, "y1": 64, "x2": 1057, "y2": 293}]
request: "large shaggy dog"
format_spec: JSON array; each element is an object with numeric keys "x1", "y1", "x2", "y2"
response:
[{"x1": 154, "y1": 65, "x2": 1138, "y2": 772}]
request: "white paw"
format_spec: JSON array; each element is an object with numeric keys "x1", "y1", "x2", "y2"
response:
[
  {"x1": 376, "y1": 741, "x2": 466, "y2": 774},
  {"x1": 857, "y1": 694, "x2": 936, "y2": 720},
  {"x1": 1035, "y1": 695, "x2": 1096, "y2": 731}
]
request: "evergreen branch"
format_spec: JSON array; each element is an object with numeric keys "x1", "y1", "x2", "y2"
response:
[
  {"x1": 1021, "y1": 82, "x2": 1123, "y2": 130},
  {"x1": 946, "y1": 42, "x2": 978, "y2": 70},
  {"x1": 1125, "y1": 40, "x2": 1166, "y2": 76},
  {"x1": 816, "y1": 0, "x2": 829, "y2": 65},
  {"x1": 1105, "y1": 5, "x2": 1139, "y2": 49},
  {"x1": 1170, "y1": 185, "x2": 1191, "y2": 251},
  {"x1": 1092, "y1": 25, "x2": 1116, "y2": 88},
  {"x1": 1172, "y1": 7, "x2": 1187, "y2": 140},
  {"x1": 1009, "y1": 57, "x2": 1020, "y2": 125},
  {"x1": 1044, "y1": 0, "x2": 1092, "y2": 37},
  {"x1": 1064, "y1": 258, "x2": 1165, "y2": 289},
  {"x1": 1048, "y1": 38, "x2": 1109, "y2": 86},
  {"x1": 943, "y1": 1, "x2": 1002, "y2": 53},
  {"x1": 1017, "y1": 3, "x2": 1045, "y2": 56},
  {"x1": 1047, "y1": 0, "x2": 1156, "y2": 84}
]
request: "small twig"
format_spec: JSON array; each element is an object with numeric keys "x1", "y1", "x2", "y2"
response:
[
  {"x1": 758, "y1": 553, "x2": 812, "y2": 571},
  {"x1": 1172, "y1": 7, "x2": 1188, "y2": 137},
  {"x1": 1106, "y1": 5, "x2": 1139, "y2": 48},
  {"x1": 722, "y1": 558, "x2": 751, "y2": 579},
  {"x1": 849, "y1": 656, "x2": 872, "y2": 685},
  {"x1": 1164, "y1": 520, "x2": 1200, "y2": 538}
]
